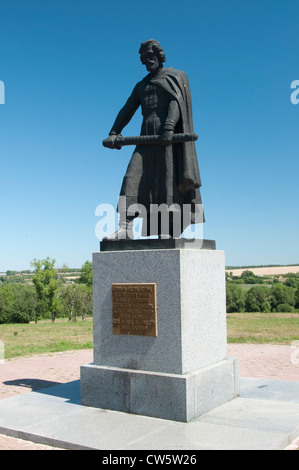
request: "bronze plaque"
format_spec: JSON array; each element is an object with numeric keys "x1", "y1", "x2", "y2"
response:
[{"x1": 112, "y1": 283, "x2": 157, "y2": 336}]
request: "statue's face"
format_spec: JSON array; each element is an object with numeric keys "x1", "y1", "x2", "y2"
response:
[{"x1": 141, "y1": 47, "x2": 161, "y2": 72}]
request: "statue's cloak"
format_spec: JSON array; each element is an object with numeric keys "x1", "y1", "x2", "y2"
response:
[{"x1": 150, "y1": 67, "x2": 202, "y2": 191}]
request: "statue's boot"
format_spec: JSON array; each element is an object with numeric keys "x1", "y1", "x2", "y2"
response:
[
  {"x1": 158, "y1": 233, "x2": 173, "y2": 239},
  {"x1": 103, "y1": 220, "x2": 134, "y2": 241}
]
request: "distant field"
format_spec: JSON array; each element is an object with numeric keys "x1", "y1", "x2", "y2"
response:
[
  {"x1": 2, "y1": 265, "x2": 298, "y2": 283},
  {"x1": 226, "y1": 266, "x2": 299, "y2": 276}
]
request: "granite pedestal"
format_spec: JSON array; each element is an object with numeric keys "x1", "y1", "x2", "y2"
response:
[{"x1": 81, "y1": 240, "x2": 239, "y2": 422}]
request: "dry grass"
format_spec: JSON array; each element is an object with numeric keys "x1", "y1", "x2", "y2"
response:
[
  {"x1": 226, "y1": 266, "x2": 299, "y2": 276},
  {"x1": 227, "y1": 312, "x2": 299, "y2": 344}
]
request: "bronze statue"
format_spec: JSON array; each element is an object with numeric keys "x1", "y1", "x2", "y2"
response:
[{"x1": 103, "y1": 39, "x2": 204, "y2": 239}]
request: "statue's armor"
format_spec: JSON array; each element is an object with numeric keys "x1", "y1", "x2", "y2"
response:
[{"x1": 139, "y1": 81, "x2": 179, "y2": 137}]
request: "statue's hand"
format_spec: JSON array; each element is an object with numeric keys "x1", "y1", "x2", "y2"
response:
[
  {"x1": 161, "y1": 130, "x2": 174, "y2": 146},
  {"x1": 102, "y1": 134, "x2": 121, "y2": 150}
]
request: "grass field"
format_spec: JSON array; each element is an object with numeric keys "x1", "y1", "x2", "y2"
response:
[
  {"x1": 227, "y1": 312, "x2": 299, "y2": 344},
  {"x1": 0, "y1": 318, "x2": 93, "y2": 359},
  {"x1": 0, "y1": 313, "x2": 299, "y2": 359}
]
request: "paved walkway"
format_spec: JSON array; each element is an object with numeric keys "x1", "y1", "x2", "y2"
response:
[
  {"x1": 0, "y1": 345, "x2": 298, "y2": 450},
  {"x1": 228, "y1": 343, "x2": 299, "y2": 382}
]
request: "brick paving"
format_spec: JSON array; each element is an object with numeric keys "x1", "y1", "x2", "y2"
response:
[
  {"x1": 228, "y1": 343, "x2": 299, "y2": 382},
  {"x1": 0, "y1": 344, "x2": 298, "y2": 450}
]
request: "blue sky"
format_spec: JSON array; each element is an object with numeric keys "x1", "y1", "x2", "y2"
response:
[{"x1": 0, "y1": 0, "x2": 298, "y2": 271}]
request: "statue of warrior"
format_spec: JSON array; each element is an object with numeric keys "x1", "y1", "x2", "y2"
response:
[{"x1": 103, "y1": 39, "x2": 204, "y2": 239}]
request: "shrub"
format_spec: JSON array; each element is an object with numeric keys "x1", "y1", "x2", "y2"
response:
[
  {"x1": 226, "y1": 283, "x2": 245, "y2": 312},
  {"x1": 275, "y1": 303, "x2": 294, "y2": 313},
  {"x1": 271, "y1": 284, "x2": 295, "y2": 310}
]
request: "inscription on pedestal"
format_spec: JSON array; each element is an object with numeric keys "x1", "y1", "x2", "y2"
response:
[{"x1": 112, "y1": 283, "x2": 157, "y2": 336}]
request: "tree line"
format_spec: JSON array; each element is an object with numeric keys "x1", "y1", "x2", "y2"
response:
[
  {"x1": 0, "y1": 258, "x2": 92, "y2": 324},
  {"x1": 226, "y1": 270, "x2": 299, "y2": 313},
  {"x1": 1, "y1": 263, "x2": 298, "y2": 323}
]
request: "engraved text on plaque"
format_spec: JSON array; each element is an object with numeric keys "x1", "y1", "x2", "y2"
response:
[{"x1": 112, "y1": 283, "x2": 157, "y2": 336}]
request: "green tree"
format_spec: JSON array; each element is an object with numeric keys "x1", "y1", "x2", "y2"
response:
[
  {"x1": 9, "y1": 284, "x2": 37, "y2": 323},
  {"x1": 271, "y1": 284, "x2": 295, "y2": 312},
  {"x1": 226, "y1": 283, "x2": 245, "y2": 312},
  {"x1": 60, "y1": 283, "x2": 92, "y2": 321},
  {"x1": 295, "y1": 287, "x2": 299, "y2": 309},
  {"x1": 284, "y1": 277, "x2": 299, "y2": 288},
  {"x1": 60, "y1": 284, "x2": 78, "y2": 321},
  {"x1": 240, "y1": 270, "x2": 263, "y2": 284},
  {"x1": 261, "y1": 300, "x2": 271, "y2": 313},
  {"x1": 78, "y1": 283, "x2": 92, "y2": 320},
  {"x1": 245, "y1": 286, "x2": 272, "y2": 312},
  {"x1": 77, "y1": 261, "x2": 92, "y2": 289},
  {"x1": 275, "y1": 303, "x2": 295, "y2": 313},
  {"x1": 31, "y1": 258, "x2": 60, "y2": 322},
  {"x1": 0, "y1": 285, "x2": 14, "y2": 323}
]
